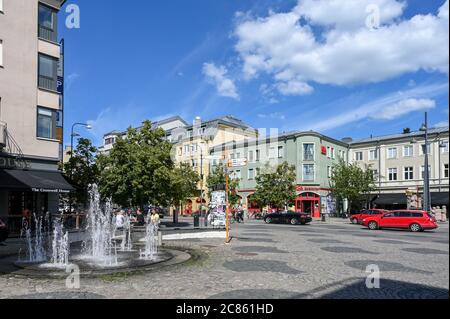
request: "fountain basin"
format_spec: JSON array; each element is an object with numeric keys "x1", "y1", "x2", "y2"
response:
[{"x1": 8, "y1": 247, "x2": 190, "y2": 278}]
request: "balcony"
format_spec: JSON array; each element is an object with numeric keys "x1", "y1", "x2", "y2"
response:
[{"x1": 39, "y1": 25, "x2": 57, "y2": 43}]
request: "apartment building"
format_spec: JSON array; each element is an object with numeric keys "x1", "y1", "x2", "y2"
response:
[
  {"x1": 0, "y1": 0, "x2": 72, "y2": 229},
  {"x1": 97, "y1": 116, "x2": 188, "y2": 155},
  {"x1": 349, "y1": 127, "x2": 449, "y2": 209},
  {"x1": 172, "y1": 115, "x2": 258, "y2": 214},
  {"x1": 209, "y1": 131, "x2": 348, "y2": 218}
]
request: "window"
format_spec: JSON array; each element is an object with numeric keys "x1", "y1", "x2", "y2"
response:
[
  {"x1": 441, "y1": 141, "x2": 449, "y2": 153},
  {"x1": 230, "y1": 153, "x2": 235, "y2": 160},
  {"x1": 0, "y1": 39, "x2": 3, "y2": 67},
  {"x1": 38, "y1": 54, "x2": 58, "y2": 91},
  {"x1": 444, "y1": 164, "x2": 449, "y2": 178},
  {"x1": 404, "y1": 167, "x2": 414, "y2": 180},
  {"x1": 421, "y1": 165, "x2": 431, "y2": 179},
  {"x1": 256, "y1": 149, "x2": 260, "y2": 162},
  {"x1": 236, "y1": 152, "x2": 241, "y2": 159},
  {"x1": 355, "y1": 152, "x2": 363, "y2": 161},
  {"x1": 248, "y1": 169, "x2": 255, "y2": 180},
  {"x1": 369, "y1": 149, "x2": 378, "y2": 161},
  {"x1": 105, "y1": 137, "x2": 115, "y2": 145},
  {"x1": 232, "y1": 170, "x2": 241, "y2": 180},
  {"x1": 248, "y1": 150, "x2": 254, "y2": 162},
  {"x1": 183, "y1": 145, "x2": 189, "y2": 154},
  {"x1": 327, "y1": 166, "x2": 332, "y2": 178},
  {"x1": 303, "y1": 144, "x2": 315, "y2": 161},
  {"x1": 372, "y1": 169, "x2": 379, "y2": 180},
  {"x1": 387, "y1": 147, "x2": 397, "y2": 159},
  {"x1": 388, "y1": 168, "x2": 398, "y2": 181},
  {"x1": 327, "y1": 146, "x2": 331, "y2": 158},
  {"x1": 278, "y1": 146, "x2": 284, "y2": 158},
  {"x1": 331, "y1": 147, "x2": 335, "y2": 159},
  {"x1": 38, "y1": 4, "x2": 57, "y2": 42},
  {"x1": 37, "y1": 107, "x2": 55, "y2": 139},
  {"x1": 403, "y1": 145, "x2": 413, "y2": 157},
  {"x1": 303, "y1": 164, "x2": 315, "y2": 181}
]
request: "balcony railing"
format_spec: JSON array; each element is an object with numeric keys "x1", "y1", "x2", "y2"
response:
[
  {"x1": 38, "y1": 25, "x2": 57, "y2": 43},
  {"x1": 39, "y1": 75, "x2": 57, "y2": 92}
]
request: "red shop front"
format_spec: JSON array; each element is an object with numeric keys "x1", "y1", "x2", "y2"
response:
[{"x1": 295, "y1": 192, "x2": 321, "y2": 218}]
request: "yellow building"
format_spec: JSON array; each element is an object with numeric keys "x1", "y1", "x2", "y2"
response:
[{"x1": 171, "y1": 116, "x2": 258, "y2": 214}]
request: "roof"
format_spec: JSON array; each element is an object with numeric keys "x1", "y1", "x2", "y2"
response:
[
  {"x1": 349, "y1": 126, "x2": 449, "y2": 145},
  {"x1": 102, "y1": 116, "x2": 188, "y2": 138},
  {"x1": 185, "y1": 115, "x2": 257, "y2": 132},
  {"x1": 210, "y1": 129, "x2": 349, "y2": 151}
]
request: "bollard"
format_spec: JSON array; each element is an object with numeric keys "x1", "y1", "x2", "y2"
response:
[{"x1": 158, "y1": 231, "x2": 162, "y2": 246}]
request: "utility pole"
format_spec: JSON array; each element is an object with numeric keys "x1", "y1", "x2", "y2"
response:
[{"x1": 421, "y1": 112, "x2": 431, "y2": 212}]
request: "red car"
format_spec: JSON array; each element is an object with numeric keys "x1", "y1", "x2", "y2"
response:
[
  {"x1": 362, "y1": 210, "x2": 438, "y2": 232},
  {"x1": 350, "y1": 209, "x2": 389, "y2": 224}
]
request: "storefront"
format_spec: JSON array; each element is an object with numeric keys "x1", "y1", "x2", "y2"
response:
[
  {"x1": 295, "y1": 192, "x2": 321, "y2": 218},
  {"x1": 0, "y1": 162, "x2": 74, "y2": 233}
]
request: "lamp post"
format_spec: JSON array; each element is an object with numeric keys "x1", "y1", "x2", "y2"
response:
[
  {"x1": 69, "y1": 122, "x2": 92, "y2": 212},
  {"x1": 419, "y1": 113, "x2": 430, "y2": 212}
]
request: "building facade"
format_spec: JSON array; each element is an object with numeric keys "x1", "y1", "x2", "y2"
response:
[
  {"x1": 0, "y1": 0, "x2": 72, "y2": 232},
  {"x1": 172, "y1": 115, "x2": 258, "y2": 214},
  {"x1": 210, "y1": 131, "x2": 349, "y2": 218},
  {"x1": 349, "y1": 127, "x2": 449, "y2": 210},
  {"x1": 97, "y1": 116, "x2": 188, "y2": 155}
]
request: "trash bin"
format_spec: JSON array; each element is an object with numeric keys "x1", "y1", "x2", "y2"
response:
[{"x1": 193, "y1": 215, "x2": 200, "y2": 227}]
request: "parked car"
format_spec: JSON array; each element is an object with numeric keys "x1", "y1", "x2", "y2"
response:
[
  {"x1": 0, "y1": 218, "x2": 8, "y2": 244},
  {"x1": 350, "y1": 209, "x2": 389, "y2": 224},
  {"x1": 264, "y1": 211, "x2": 312, "y2": 225},
  {"x1": 362, "y1": 210, "x2": 438, "y2": 232}
]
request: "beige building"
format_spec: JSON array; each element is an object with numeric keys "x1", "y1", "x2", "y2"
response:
[
  {"x1": 349, "y1": 127, "x2": 449, "y2": 209},
  {"x1": 172, "y1": 115, "x2": 258, "y2": 214},
  {"x1": 0, "y1": 0, "x2": 72, "y2": 231}
]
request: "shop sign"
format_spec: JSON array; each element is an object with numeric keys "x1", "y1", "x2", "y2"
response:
[
  {"x1": 321, "y1": 146, "x2": 327, "y2": 155},
  {"x1": 32, "y1": 188, "x2": 70, "y2": 194},
  {"x1": 0, "y1": 156, "x2": 31, "y2": 169}
]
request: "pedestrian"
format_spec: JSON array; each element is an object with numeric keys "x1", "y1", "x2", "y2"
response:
[
  {"x1": 150, "y1": 209, "x2": 160, "y2": 226},
  {"x1": 136, "y1": 209, "x2": 145, "y2": 226},
  {"x1": 435, "y1": 206, "x2": 442, "y2": 222},
  {"x1": 441, "y1": 206, "x2": 447, "y2": 222},
  {"x1": 115, "y1": 210, "x2": 125, "y2": 230}
]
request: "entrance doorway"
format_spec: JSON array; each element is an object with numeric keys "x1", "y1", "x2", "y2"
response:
[{"x1": 296, "y1": 192, "x2": 321, "y2": 218}]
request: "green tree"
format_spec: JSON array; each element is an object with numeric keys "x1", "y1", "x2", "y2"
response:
[
  {"x1": 330, "y1": 158, "x2": 376, "y2": 214},
  {"x1": 97, "y1": 120, "x2": 174, "y2": 209},
  {"x1": 252, "y1": 162, "x2": 297, "y2": 212},
  {"x1": 169, "y1": 162, "x2": 200, "y2": 222},
  {"x1": 63, "y1": 138, "x2": 99, "y2": 208},
  {"x1": 206, "y1": 164, "x2": 241, "y2": 207}
]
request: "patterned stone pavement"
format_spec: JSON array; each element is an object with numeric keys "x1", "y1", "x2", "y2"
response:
[{"x1": 0, "y1": 219, "x2": 448, "y2": 299}]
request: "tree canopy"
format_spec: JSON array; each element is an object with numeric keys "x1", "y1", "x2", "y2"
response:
[
  {"x1": 252, "y1": 162, "x2": 297, "y2": 212},
  {"x1": 97, "y1": 120, "x2": 174, "y2": 209},
  {"x1": 63, "y1": 138, "x2": 99, "y2": 208},
  {"x1": 330, "y1": 158, "x2": 376, "y2": 213}
]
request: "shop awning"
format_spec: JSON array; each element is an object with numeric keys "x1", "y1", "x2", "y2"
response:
[
  {"x1": 0, "y1": 169, "x2": 75, "y2": 193},
  {"x1": 431, "y1": 192, "x2": 449, "y2": 206},
  {"x1": 372, "y1": 193, "x2": 406, "y2": 205}
]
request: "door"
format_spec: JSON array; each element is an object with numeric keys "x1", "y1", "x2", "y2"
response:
[{"x1": 380, "y1": 212, "x2": 400, "y2": 228}]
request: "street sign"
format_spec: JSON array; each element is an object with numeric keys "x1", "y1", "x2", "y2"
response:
[{"x1": 228, "y1": 158, "x2": 248, "y2": 167}]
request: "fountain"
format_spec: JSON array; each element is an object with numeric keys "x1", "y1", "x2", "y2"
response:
[
  {"x1": 140, "y1": 223, "x2": 158, "y2": 260},
  {"x1": 81, "y1": 184, "x2": 118, "y2": 266},
  {"x1": 8, "y1": 184, "x2": 183, "y2": 277}
]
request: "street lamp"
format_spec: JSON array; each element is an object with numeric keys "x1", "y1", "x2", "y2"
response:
[
  {"x1": 419, "y1": 113, "x2": 430, "y2": 212},
  {"x1": 70, "y1": 122, "x2": 92, "y2": 162},
  {"x1": 69, "y1": 122, "x2": 92, "y2": 212}
]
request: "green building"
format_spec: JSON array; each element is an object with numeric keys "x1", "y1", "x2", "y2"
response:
[{"x1": 209, "y1": 131, "x2": 349, "y2": 218}]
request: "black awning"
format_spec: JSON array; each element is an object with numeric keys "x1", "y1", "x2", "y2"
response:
[
  {"x1": 431, "y1": 192, "x2": 449, "y2": 206},
  {"x1": 0, "y1": 169, "x2": 75, "y2": 193},
  {"x1": 373, "y1": 193, "x2": 406, "y2": 205}
]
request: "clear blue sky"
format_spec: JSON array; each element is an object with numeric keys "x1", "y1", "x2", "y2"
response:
[{"x1": 60, "y1": 0, "x2": 449, "y2": 146}]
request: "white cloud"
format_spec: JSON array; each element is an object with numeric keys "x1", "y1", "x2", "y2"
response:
[
  {"x1": 302, "y1": 83, "x2": 447, "y2": 131},
  {"x1": 370, "y1": 98, "x2": 436, "y2": 120},
  {"x1": 234, "y1": 0, "x2": 449, "y2": 94},
  {"x1": 202, "y1": 63, "x2": 240, "y2": 100}
]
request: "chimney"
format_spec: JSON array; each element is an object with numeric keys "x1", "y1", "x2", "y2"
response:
[{"x1": 403, "y1": 128, "x2": 411, "y2": 134}]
